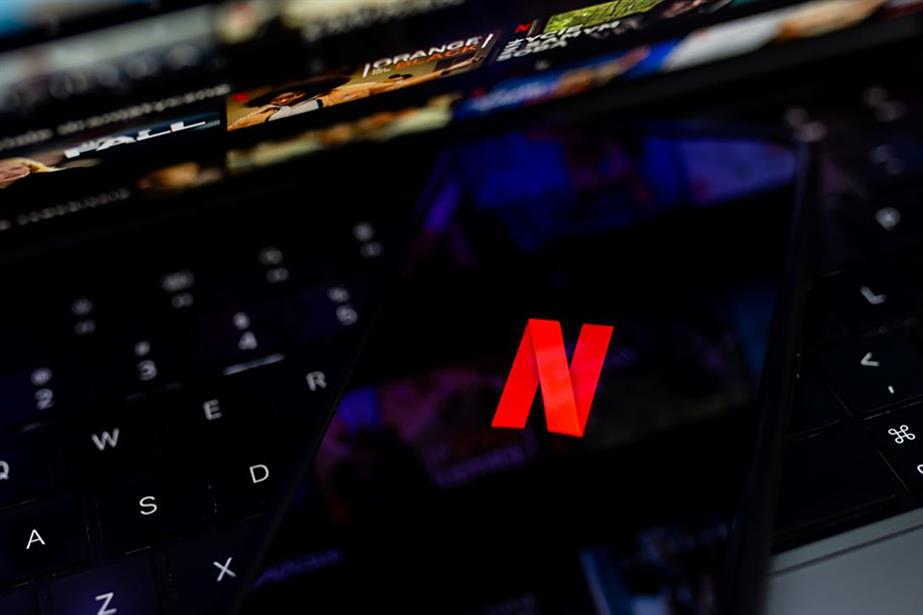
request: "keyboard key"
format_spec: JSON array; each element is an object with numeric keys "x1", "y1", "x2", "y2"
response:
[
  {"x1": 51, "y1": 557, "x2": 158, "y2": 615},
  {"x1": 288, "y1": 284, "x2": 364, "y2": 344},
  {"x1": 205, "y1": 354, "x2": 347, "y2": 519},
  {"x1": 163, "y1": 385, "x2": 272, "y2": 461},
  {"x1": 206, "y1": 243, "x2": 296, "y2": 294},
  {"x1": 0, "y1": 364, "x2": 69, "y2": 427},
  {"x1": 97, "y1": 474, "x2": 212, "y2": 553},
  {"x1": 182, "y1": 282, "x2": 364, "y2": 375},
  {"x1": 62, "y1": 293, "x2": 104, "y2": 343},
  {"x1": 812, "y1": 268, "x2": 912, "y2": 334},
  {"x1": 0, "y1": 428, "x2": 57, "y2": 507},
  {"x1": 161, "y1": 391, "x2": 246, "y2": 457},
  {"x1": 218, "y1": 345, "x2": 348, "y2": 423},
  {"x1": 164, "y1": 524, "x2": 258, "y2": 615},
  {"x1": 865, "y1": 407, "x2": 923, "y2": 492},
  {"x1": 840, "y1": 180, "x2": 923, "y2": 250},
  {"x1": 776, "y1": 427, "x2": 898, "y2": 536},
  {"x1": 78, "y1": 419, "x2": 160, "y2": 479},
  {"x1": 166, "y1": 347, "x2": 346, "y2": 464},
  {"x1": 191, "y1": 303, "x2": 293, "y2": 371},
  {"x1": 157, "y1": 268, "x2": 201, "y2": 316},
  {"x1": 0, "y1": 589, "x2": 38, "y2": 615},
  {"x1": 98, "y1": 329, "x2": 184, "y2": 401},
  {"x1": 787, "y1": 377, "x2": 844, "y2": 436},
  {"x1": 0, "y1": 352, "x2": 104, "y2": 426},
  {"x1": 842, "y1": 131, "x2": 923, "y2": 190},
  {"x1": 819, "y1": 330, "x2": 923, "y2": 417},
  {"x1": 210, "y1": 446, "x2": 284, "y2": 521},
  {"x1": 851, "y1": 192, "x2": 923, "y2": 254},
  {"x1": 0, "y1": 498, "x2": 87, "y2": 584}
]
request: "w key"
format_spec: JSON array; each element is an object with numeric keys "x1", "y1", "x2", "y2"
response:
[
  {"x1": 78, "y1": 420, "x2": 159, "y2": 479},
  {"x1": 819, "y1": 329, "x2": 923, "y2": 417}
]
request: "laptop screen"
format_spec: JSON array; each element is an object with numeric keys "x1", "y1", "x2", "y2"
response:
[{"x1": 0, "y1": 1, "x2": 913, "y2": 613}]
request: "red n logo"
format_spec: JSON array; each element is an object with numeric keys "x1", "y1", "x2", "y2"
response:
[
  {"x1": 515, "y1": 22, "x2": 532, "y2": 33},
  {"x1": 492, "y1": 319, "x2": 613, "y2": 438}
]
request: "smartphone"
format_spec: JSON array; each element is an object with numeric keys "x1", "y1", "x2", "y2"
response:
[{"x1": 240, "y1": 114, "x2": 812, "y2": 614}]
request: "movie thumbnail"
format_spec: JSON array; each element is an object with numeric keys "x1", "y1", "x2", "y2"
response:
[{"x1": 226, "y1": 33, "x2": 495, "y2": 131}]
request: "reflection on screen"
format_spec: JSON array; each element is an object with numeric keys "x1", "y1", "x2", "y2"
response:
[
  {"x1": 245, "y1": 124, "x2": 797, "y2": 613},
  {"x1": 0, "y1": 0, "x2": 150, "y2": 38},
  {"x1": 0, "y1": 6, "x2": 216, "y2": 117}
]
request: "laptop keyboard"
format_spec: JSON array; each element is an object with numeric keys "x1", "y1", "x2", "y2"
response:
[
  {"x1": 773, "y1": 75, "x2": 923, "y2": 548},
  {"x1": 0, "y1": 195, "x2": 394, "y2": 613}
]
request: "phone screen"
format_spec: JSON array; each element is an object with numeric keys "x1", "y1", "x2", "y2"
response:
[{"x1": 242, "y1": 117, "x2": 807, "y2": 614}]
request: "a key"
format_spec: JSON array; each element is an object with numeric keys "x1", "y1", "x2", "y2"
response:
[
  {"x1": 51, "y1": 556, "x2": 159, "y2": 615},
  {"x1": 819, "y1": 329, "x2": 923, "y2": 417},
  {"x1": 0, "y1": 497, "x2": 87, "y2": 584},
  {"x1": 163, "y1": 524, "x2": 258, "y2": 615},
  {"x1": 96, "y1": 474, "x2": 212, "y2": 553},
  {"x1": 0, "y1": 428, "x2": 57, "y2": 507}
]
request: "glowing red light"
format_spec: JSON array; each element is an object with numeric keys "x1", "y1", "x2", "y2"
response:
[{"x1": 492, "y1": 319, "x2": 613, "y2": 438}]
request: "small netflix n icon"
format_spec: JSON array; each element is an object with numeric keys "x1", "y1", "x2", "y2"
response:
[{"x1": 492, "y1": 319, "x2": 613, "y2": 438}]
